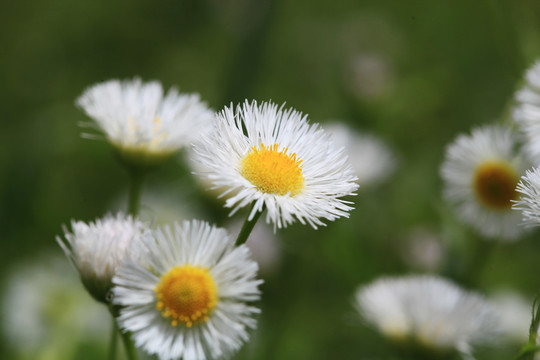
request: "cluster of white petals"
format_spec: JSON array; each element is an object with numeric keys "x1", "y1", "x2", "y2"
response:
[
  {"x1": 441, "y1": 125, "x2": 528, "y2": 240},
  {"x1": 77, "y1": 78, "x2": 214, "y2": 158},
  {"x1": 194, "y1": 100, "x2": 359, "y2": 229},
  {"x1": 355, "y1": 275, "x2": 498, "y2": 356},
  {"x1": 513, "y1": 61, "x2": 540, "y2": 164},
  {"x1": 57, "y1": 212, "x2": 145, "y2": 302},
  {"x1": 113, "y1": 220, "x2": 262, "y2": 360}
]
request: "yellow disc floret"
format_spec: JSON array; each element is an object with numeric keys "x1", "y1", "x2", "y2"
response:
[
  {"x1": 240, "y1": 143, "x2": 305, "y2": 196},
  {"x1": 154, "y1": 265, "x2": 217, "y2": 328},
  {"x1": 473, "y1": 161, "x2": 518, "y2": 210}
]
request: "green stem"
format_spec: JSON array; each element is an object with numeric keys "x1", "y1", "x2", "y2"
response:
[
  {"x1": 513, "y1": 344, "x2": 540, "y2": 360},
  {"x1": 235, "y1": 203, "x2": 264, "y2": 246},
  {"x1": 109, "y1": 305, "x2": 138, "y2": 360},
  {"x1": 513, "y1": 294, "x2": 540, "y2": 360},
  {"x1": 107, "y1": 316, "x2": 118, "y2": 360},
  {"x1": 451, "y1": 233, "x2": 497, "y2": 289},
  {"x1": 127, "y1": 169, "x2": 145, "y2": 216},
  {"x1": 528, "y1": 295, "x2": 540, "y2": 345},
  {"x1": 466, "y1": 237, "x2": 493, "y2": 287},
  {"x1": 118, "y1": 328, "x2": 138, "y2": 360}
]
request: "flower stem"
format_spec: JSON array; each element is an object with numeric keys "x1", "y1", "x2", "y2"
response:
[
  {"x1": 107, "y1": 316, "x2": 118, "y2": 360},
  {"x1": 118, "y1": 327, "x2": 138, "y2": 360},
  {"x1": 513, "y1": 293, "x2": 540, "y2": 360},
  {"x1": 512, "y1": 344, "x2": 540, "y2": 360},
  {"x1": 109, "y1": 305, "x2": 138, "y2": 360},
  {"x1": 235, "y1": 203, "x2": 264, "y2": 246},
  {"x1": 127, "y1": 169, "x2": 145, "y2": 216}
]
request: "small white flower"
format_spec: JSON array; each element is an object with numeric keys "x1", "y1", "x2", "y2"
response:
[
  {"x1": 354, "y1": 275, "x2": 498, "y2": 357},
  {"x1": 513, "y1": 166, "x2": 540, "y2": 227},
  {"x1": 113, "y1": 220, "x2": 262, "y2": 360},
  {"x1": 325, "y1": 122, "x2": 395, "y2": 187},
  {"x1": 57, "y1": 212, "x2": 145, "y2": 303},
  {"x1": 193, "y1": 100, "x2": 358, "y2": 229},
  {"x1": 513, "y1": 61, "x2": 540, "y2": 164},
  {"x1": 440, "y1": 124, "x2": 528, "y2": 240},
  {"x1": 77, "y1": 78, "x2": 214, "y2": 166}
]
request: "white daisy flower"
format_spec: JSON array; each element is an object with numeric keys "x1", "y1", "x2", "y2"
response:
[
  {"x1": 325, "y1": 122, "x2": 395, "y2": 187},
  {"x1": 57, "y1": 212, "x2": 145, "y2": 303},
  {"x1": 513, "y1": 166, "x2": 540, "y2": 226},
  {"x1": 513, "y1": 61, "x2": 540, "y2": 164},
  {"x1": 193, "y1": 100, "x2": 359, "y2": 229},
  {"x1": 354, "y1": 275, "x2": 498, "y2": 357},
  {"x1": 77, "y1": 78, "x2": 214, "y2": 166},
  {"x1": 440, "y1": 124, "x2": 528, "y2": 240},
  {"x1": 112, "y1": 220, "x2": 262, "y2": 360}
]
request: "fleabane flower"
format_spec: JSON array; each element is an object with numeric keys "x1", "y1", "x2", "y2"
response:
[
  {"x1": 354, "y1": 275, "x2": 498, "y2": 358},
  {"x1": 193, "y1": 100, "x2": 358, "y2": 229},
  {"x1": 513, "y1": 61, "x2": 540, "y2": 164},
  {"x1": 57, "y1": 212, "x2": 145, "y2": 303},
  {"x1": 440, "y1": 124, "x2": 528, "y2": 240},
  {"x1": 513, "y1": 166, "x2": 540, "y2": 226},
  {"x1": 112, "y1": 220, "x2": 262, "y2": 360},
  {"x1": 325, "y1": 122, "x2": 395, "y2": 187},
  {"x1": 77, "y1": 78, "x2": 214, "y2": 167}
]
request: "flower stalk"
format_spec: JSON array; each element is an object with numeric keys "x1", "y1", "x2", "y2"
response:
[
  {"x1": 107, "y1": 316, "x2": 118, "y2": 360},
  {"x1": 513, "y1": 293, "x2": 540, "y2": 360},
  {"x1": 109, "y1": 304, "x2": 138, "y2": 360},
  {"x1": 118, "y1": 327, "x2": 138, "y2": 360},
  {"x1": 235, "y1": 203, "x2": 264, "y2": 246},
  {"x1": 127, "y1": 168, "x2": 145, "y2": 217}
]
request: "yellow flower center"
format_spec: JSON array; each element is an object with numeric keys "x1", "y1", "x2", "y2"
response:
[
  {"x1": 154, "y1": 265, "x2": 217, "y2": 328},
  {"x1": 240, "y1": 143, "x2": 305, "y2": 196},
  {"x1": 473, "y1": 161, "x2": 518, "y2": 210}
]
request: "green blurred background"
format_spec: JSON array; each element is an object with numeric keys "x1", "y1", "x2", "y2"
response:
[{"x1": 2, "y1": 0, "x2": 540, "y2": 359}]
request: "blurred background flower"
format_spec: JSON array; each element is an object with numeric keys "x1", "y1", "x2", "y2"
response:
[
  {"x1": 355, "y1": 275, "x2": 499, "y2": 359},
  {"x1": 1, "y1": 255, "x2": 109, "y2": 360},
  {"x1": 441, "y1": 124, "x2": 529, "y2": 241},
  {"x1": 325, "y1": 122, "x2": 396, "y2": 187},
  {"x1": 399, "y1": 226, "x2": 446, "y2": 272}
]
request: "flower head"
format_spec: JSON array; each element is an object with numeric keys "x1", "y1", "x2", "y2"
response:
[
  {"x1": 77, "y1": 78, "x2": 214, "y2": 167},
  {"x1": 440, "y1": 124, "x2": 528, "y2": 240},
  {"x1": 57, "y1": 212, "x2": 145, "y2": 303},
  {"x1": 112, "y1": 220, "x2": 262, "y2": 360},
  {"x1": 513, "y1": 61, "x2": 540, "y2": 164},
  {"x1": 513, "y1": 166, "x2": 540, "y2": 227},
  {"x1": 193, "y1": 100, "x2": 358, "y2": 229},
  {"x1": 354, "y1": 275, "x2": 498, "y2": 358}
]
